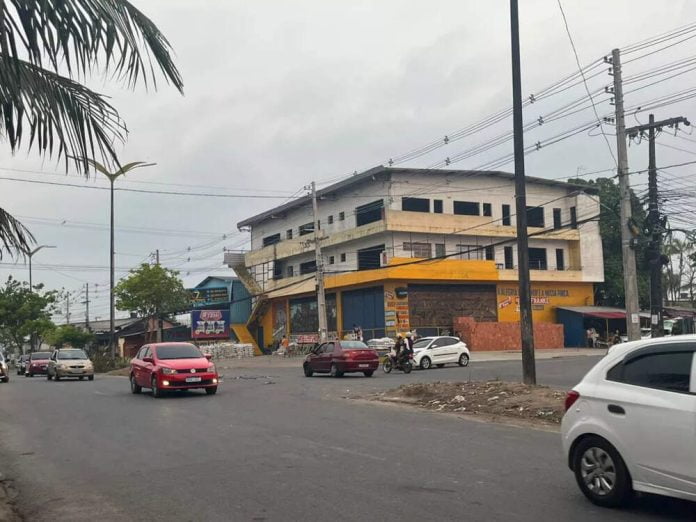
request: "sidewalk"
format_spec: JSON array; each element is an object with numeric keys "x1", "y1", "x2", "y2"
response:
[{"x1": 216, "y1": 348, "x2": 606, "y2": 369}]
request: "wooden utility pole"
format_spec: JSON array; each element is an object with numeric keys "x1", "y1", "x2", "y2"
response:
[
  {"x1": 626, "y1": 114, "x2": 690, "y2": 338},
  {"x1": 83, "y1": 283, "x2": 90, "y2": 330},
  {"x1": 611, "y1": 48, "x2": 641, "y2": 342},
  {"x1": 310, "y1": 181, "x2": 328, "y2": 342},
  {"x1": 509, "y1": 0, "x2": 536, "y2": 384}
]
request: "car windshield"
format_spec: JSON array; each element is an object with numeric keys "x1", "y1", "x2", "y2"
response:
[
  {"x1": 57, "y1": 350, "x2": 88, "y2": 360},
  {"x1": 413, "y1": 339, "x2": 432, "y2": 349},
  {"x1": 31, "y1": 352, "x2": 51, "y2": 360},
  {"x1": 340, "y1": 341, "x2": 370, "y2": 350},
  {"x1": 155, "y1": 344, "x2": 202, "y2": 360}
]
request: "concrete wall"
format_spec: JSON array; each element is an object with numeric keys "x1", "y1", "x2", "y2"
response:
[{"x1": 453, "y1": 316, "x2": 565, "y2": 351}]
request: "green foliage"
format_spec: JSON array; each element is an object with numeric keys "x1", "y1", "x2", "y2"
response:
[
  {"x1": 90, "y1": 352, "x2": 130, "y2": 373},
  {"x1": 115, "y1": 263, "x2": 188, "y2": 319},
  {"x1": 46, "y1": 324, "x2": 95, "y2": 349},
  {"x1": 0, "y1": 277, "x2": 59, "y2": 354},
  {"x1": 568, "y1": 178, "x2": 650, "y2": 308}
]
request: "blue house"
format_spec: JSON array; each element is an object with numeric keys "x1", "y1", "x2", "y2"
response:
[{"x1": 191, "y1": 276, "x2": 254, "y2": 346}]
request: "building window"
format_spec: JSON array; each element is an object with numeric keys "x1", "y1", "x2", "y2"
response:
[
  {"x1": 357, "y1": 244, "x2": 384, "y2": 270},
  {"x1": 287, "y1": 265, "x2": 294, "y2": 277},
  {"x1": 529, "y1": 248, "x2": 548, "y2": 270},
  {"x1": 526, "y1": 206, "x2": 545, "y2": 228},
  {"x1": 339, "y1": 211, "x2": 345, "y2": 221},
  {"x1": 504, "y1": 246, "x2": 514, "y2": 269},
  {"x1": 435, "y1": 243, "x2": 446, "y2": 258},
  {"x1": 299, "y1": 260, "x2": 317, "y2": 275},
  {"x1": 553, "y1": 208, "x2": 562, "y2": 230},
  {"x1": 457, "y1": 244, "x2": 484, "y2": 260},
  {"x1": 262, "y1": 233, "x2": 281, "y2": 247},
  {"x1": 502, "y1": 204, "x2": 511, "y2": 226},
  {"x1": 570, "y1": 206, "x2": 578, "y2": 229},
  {"x1": 556, "y1": 249, "x2": 565, "y2": 270},
  {"x1": 356, "y1": 199, "x2": 384, "y2": 227},
  {"x1": 329, "y1": 256, "x2": 335, "y2": 265},
  {"x1": 286, "y1": 229, "x2": 293, "y2": 240},
  {"x1": 402, "y1": 197, "x2": 430, "y2": 213},
  {"x1": 340, "y1": 253, "x2": 346, "y2": 262},
  {"x1": 453, "y1": 201, "x2": 480, "y2": 216},
  {"x1": 433, "y1": 200, "x2": 443, "y2": 213},
  {"x1": 299, "y1": 223, "x2": 314, "y2": 236},
  {"x1": 273, "y1": 261, "x2": 284, "y2": 280},
  {"x1": 485, "y1": 245, "x2": 494, "y2": 261},
  {"x1": 328, "y1": 215, "x2": 334, "y2": 225},
  {"x1": 483, "y1": 203, "x2": 492, "y2": 217},
  {"x1": 403, "y1": 242, "x2": 432, "y2": 258}
]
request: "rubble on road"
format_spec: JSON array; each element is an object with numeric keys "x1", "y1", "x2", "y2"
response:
[{"x1": 372, "y1": 380, "x2": 566, "y2": 426}]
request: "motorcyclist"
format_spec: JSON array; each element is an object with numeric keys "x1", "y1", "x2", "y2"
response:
[
  {"x1": 397, "y1": 333, "x2": 412, "y2": 366},
  {"x1": 391, "y1": 334, "x2": 405, "y2": 365}
]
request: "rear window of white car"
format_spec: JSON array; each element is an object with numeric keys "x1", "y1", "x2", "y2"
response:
[{"x1": 608, "y1": 350, "x2": 694, "y2": 394}]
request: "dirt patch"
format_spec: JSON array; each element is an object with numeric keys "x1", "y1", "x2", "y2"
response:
[
  {"x1": 0, "y1": 474, "x2": 22, "y2": 521},
  {"x1": 371, "y1": 380, "x2": 566, "y2": 427}
]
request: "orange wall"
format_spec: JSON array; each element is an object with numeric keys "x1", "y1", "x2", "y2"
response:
[{"x1": 496, "y1": 282, "x2": 594, "y2": 322}]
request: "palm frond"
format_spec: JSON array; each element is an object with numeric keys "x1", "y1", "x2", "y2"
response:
[
  {"x1": 3, "y1": 0, "x2": 183, "y2": 93},
  {"x1": 0, "y1": 55, "x2": 126, "y2": 173},
  {"x1": 0, "y1": 207, "x2": 33, "y2": 259}
]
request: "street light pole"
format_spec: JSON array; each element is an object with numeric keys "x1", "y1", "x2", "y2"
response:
[{"x1": 26, "y1": 244, "x2": 56, "y2": 352}]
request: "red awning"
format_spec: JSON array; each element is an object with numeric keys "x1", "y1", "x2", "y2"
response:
[{"x1": 584, "y1": 311, "x2": 626, "y2": 319}]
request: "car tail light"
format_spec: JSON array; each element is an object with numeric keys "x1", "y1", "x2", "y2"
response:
[{"x1": 564, "y1": 390, "x2": 580, "y2": 412}]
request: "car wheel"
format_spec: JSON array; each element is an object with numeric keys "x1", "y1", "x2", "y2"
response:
[
  {"x1": 458, "y1": 353, "x2": 470, "y2": 367},
  {"x1": 205, "y1": 387, "x2": 218, "y2": 395},
  {"x1": 329, "y1": 364, "x2": 343, "y2": 378},
  {"x1": 79, "y1": 376, "x2": 84, "y2": 380},
  {"x1": 130, "y1": 374, "x2": 142, "y2": 394},
  {"x1": 1, "y1": 376, "x2": 8, "y2": 383},
  {"x1": 46, "y1": 372, "x2": 52, "y2": 381},
  {"x1": 420, "y1": 356, "x2": 432, "y2": 370},
  {"x1": 363, "y1": 370, "x2": 374, "y2": 377},
  {"x1": 303, "y1": 363, "x2": 314, "y2": 377},
  {"x1": 436, "y1": 364, "x2": 445, "y2": 368},
  {"x1": 151, "y1": 376, "x2": 162, "y2": 398},
  {"x1": 573, "y1": 436, "x2": 632, "y2": 508},
  {"x1": 88, "y1": 375, "x2": 94, "y2": 381},
  {"x1": 54, "y1": 374, "x2": 60, "y2": 381},
  {"x1": 28, "y1": 373, "x2": 33, "y2": 378}
]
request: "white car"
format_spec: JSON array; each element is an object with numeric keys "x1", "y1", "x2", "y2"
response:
[
  {"x1": 411, "y1": 336, "x2": 470, "y2": 370},
  {"x1": 561, "y1": 335, "x2": 696, "y2": 508}
]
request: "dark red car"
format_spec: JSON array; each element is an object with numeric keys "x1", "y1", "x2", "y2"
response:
[
  {"x1": 130, "y1": 343, "x2": 219, "y2": 398},
  {"x1": 303, "y1": 340, "x2": 379, "y2": 377},
  {"x1": 26, "y1": 351, "x2": 51, "y2": 377}
]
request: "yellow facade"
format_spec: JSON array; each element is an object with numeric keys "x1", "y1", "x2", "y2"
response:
[{"x1": 496, "y1": 282, "x2": 595, "y2": 323}]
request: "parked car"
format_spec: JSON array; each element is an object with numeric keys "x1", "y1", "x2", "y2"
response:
[
  {"x1": 0, "y1": 352, "x2": 9, "y2": 383},
  {"x1": 16, "y1": 354, "x2": 29, "y2": 376},
  {"x1": 411, "y1": 336, "x2": 470, "y2": 370},
  {"x1": 561, "y1": 335, "x2": 696, "y2": 508},
  {"x1": 25, "y1": 351, "x2": 51, "y2": 377},
  {"x1": 303, "y1": 340, "x2": 379, "y2": 377},
  {"x1": 130, "y1": 342, "x2": 218, "y2": 398},
  {"x1": 47, "y1": 349, "x2": 94, "y2": 381}
]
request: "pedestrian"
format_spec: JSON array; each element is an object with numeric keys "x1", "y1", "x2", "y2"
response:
[
  {"x1": 590, "y1": 328, "x2": 599, "y2": 348},
  {"x1": 280, "y1": 335, "x2": 289, "y2": 356},
  {"x1": 586, "y1": 327, "x2": 593, "y2": 348}
]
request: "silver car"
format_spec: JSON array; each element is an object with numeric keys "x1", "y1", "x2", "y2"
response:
[
  {"x1": 0, "y1": 352, "x2": 9, "y2": 383},
  {"x1": 47, "y1": 349, "x2": 95, "y2": 381}
]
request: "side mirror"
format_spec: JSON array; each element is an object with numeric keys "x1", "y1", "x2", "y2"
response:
[
  {"x1": 143, "y1": 356, "x2": 154, "y2": 364},
  {"x1": 204, "y1": 353, "x2": 213, "y2": 360}
]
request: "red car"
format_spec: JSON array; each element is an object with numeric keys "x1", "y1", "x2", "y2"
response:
[
  {"x1": 26, "y1": 351, "x2": 51, "y2": 377},
  {"x1": 303, "y1": 340, "x2": 379, "y2": 377},
  {"x1": 130, "y1": 343, "x2": 219, "y2": 398}
]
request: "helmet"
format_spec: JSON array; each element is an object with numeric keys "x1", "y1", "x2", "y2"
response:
[
  {"x1": 405, "y1": 332, "x2": 412, "y2": 338},
  {"x1": 397, "y1": 333, "x2": 403, "y2": 338}
]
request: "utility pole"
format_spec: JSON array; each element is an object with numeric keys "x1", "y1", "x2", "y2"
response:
[
  {"x1": 82, "y1": 283, "x2": 91, "y2": 330},
  {"x1": 309, "y1": 181, "x2": 328, "y2": 342},
  {"x1": 626, "y1": 113, "x2": 690, "y2": 338},
  {"x1": 66, "y1": 293, "x2": 71, "y2": 325},
  {"x1": 155, "y1": 249, "x2": 160, "y2": 265},
  {"x1": 509, "y1": 0, "x2": 535, "y2": 385},
  {"x1": 611, "y1": 48, "x2": 641, "y2": 342},
  {"x1": 155, "y1": 249, "x2": 163, "y2": 342}
]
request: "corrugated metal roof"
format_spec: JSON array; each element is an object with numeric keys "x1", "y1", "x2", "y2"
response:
[{"x1": 236, "y1": 166, "x2": 599, "y2": 228}]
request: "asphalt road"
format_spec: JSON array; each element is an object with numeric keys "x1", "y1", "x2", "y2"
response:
[{"x1": 0, "y1": 357, "x2": 693, "y2": 521}]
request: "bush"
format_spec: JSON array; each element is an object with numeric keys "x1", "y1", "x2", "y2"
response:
[{"x1": 91, "y1": 353, "x2": 130, "y2": 373}]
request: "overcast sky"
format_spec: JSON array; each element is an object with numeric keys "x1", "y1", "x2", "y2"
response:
[{"x1": 1, "y1": 0, "x2": 695, "y2": 322}]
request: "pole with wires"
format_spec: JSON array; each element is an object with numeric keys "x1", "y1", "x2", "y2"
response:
[
  {"x1": 509, "y1": 0, "x2": 536, "y2": 385},
  {"x1": 309, "y1": 181, "x2": 328, "y2": 343}
]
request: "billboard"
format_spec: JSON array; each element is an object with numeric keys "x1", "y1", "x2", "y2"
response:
[
  {"x1": 191, "y1": 309, "x2": 230, "y2": 339},
  {"x1": 188, "y1": 287, "x2": 229, "y2": 308}
]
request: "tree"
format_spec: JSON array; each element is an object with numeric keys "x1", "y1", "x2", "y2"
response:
[
  {"x1": 568, "y1": 178, "x2": 651, "y2": 308},
  {"x1": 0, "y1": 1, "x2": 184, "y2": 258},
  {"x1": 46, "y1": 325, "x2": 95, "y2": 349},
  {"x1": 0, "y1": 277, "x2": 59, "y2": 354},
  {"x1": 115, "y1": 264, "x2": 188, "y2": 340}
]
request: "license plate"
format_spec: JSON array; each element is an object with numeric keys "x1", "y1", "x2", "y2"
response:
[
  {"x1": 358, "y1": 364, "x2": 369, "y2": 368},
  {"x1": 41, "y1": 366, "x2": 47, "y2": 370},
  {"x1": 185, "y1": 377, "x2": 202, "y2": 383}
]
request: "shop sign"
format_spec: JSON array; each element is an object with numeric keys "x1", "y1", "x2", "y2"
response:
[
  {"x1": 188, "y1": 286, "x2": 229, "y2": 308},
  {"x1": 191, "y1": 310, "x2": 230, "y2": 339}
]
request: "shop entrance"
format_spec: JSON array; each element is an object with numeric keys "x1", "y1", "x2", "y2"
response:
[{"x1": 341, "y1": 286, "x2": 385, "y2": 340}]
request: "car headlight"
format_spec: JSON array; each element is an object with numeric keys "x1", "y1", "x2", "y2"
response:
[
  {"x1": 161, "y1": 367, "x2": 177, "y2": 375},
  {"x1": 207, "y1": 364, "x2": 216, "y2": 373},
  {"x1": 58, "y1": 363, "x2": 70, "y2": 369}
]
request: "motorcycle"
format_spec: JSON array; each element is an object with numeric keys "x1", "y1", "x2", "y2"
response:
[{"x1": 382, "y1": 352, "x2": 413, "y2": 374}]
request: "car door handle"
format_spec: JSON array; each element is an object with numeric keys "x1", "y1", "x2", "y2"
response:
[{"x1": 608, "y1": 404, "x2": 625, "y2": 415}]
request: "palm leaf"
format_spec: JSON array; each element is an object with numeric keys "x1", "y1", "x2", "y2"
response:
[
  {"x1": 0, "y1": 206, "x2": 34, "y2": 259},
  {"x1": 0, "y1": 55, "x2": 126, "y2": 174},
  {"x1": 2, "y1": 0, "x2": 183, "y2": 93}
]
